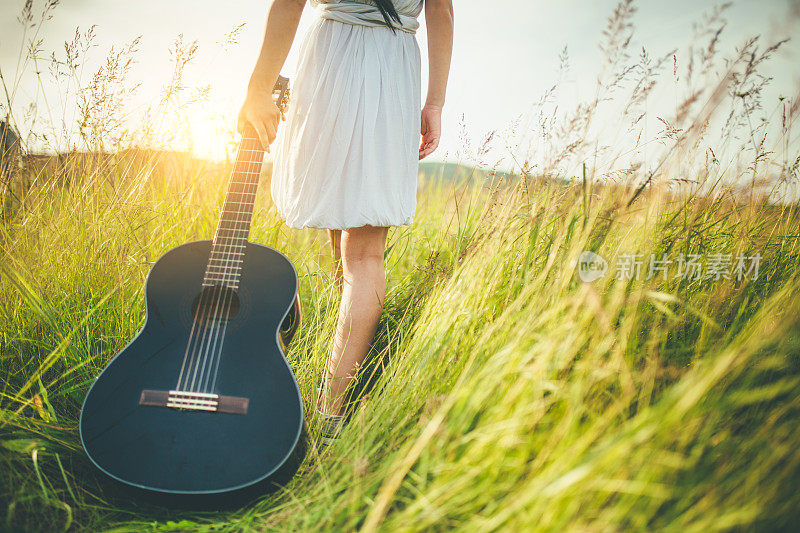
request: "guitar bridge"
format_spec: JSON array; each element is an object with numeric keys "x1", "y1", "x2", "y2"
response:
[{"x1": 139, "y1": 389, "x2": 249, "y2": 415}]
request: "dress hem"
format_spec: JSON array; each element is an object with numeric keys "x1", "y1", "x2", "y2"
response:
[{"x1": 280, "y1": 216, "x2": 415, "y2": 231}]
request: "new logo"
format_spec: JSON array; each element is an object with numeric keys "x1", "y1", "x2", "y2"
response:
[{"x1": 578, "y1": 251, "x2": 608, "y2": 282}]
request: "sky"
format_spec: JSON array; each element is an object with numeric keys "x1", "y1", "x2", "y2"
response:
[{"x1": 1, "y1": 0, "x2": 799, "y2": 173}]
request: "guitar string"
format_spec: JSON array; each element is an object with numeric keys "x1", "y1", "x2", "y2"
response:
[
  {"x1": 175, "y1": 279, "x2": 209, "y2": 390},
  {"x1": 189, "y1": 168, "x2": 259, "y2": 393},
  {"x1": 196, "y1": 140, "x2": 260, "y2": 393},
  {"x1": 188, "y1": 144, "x2": 255, "y2": 393},
  {"x1": 200, "y1": 141, "x2": 262, "y2": 392},
  {"x1": 179, "y1": 186, "x2": 236, "y2": 392},
  {"x1": 202, "y1": 142, "x2": 262, "y2": 393},
  {"x1": 176, "y1": 153, "x2": 262, "y2": 393},
  {"x1": 207, "y1": 135, "x2": 268, "y2": 391},
  {"x1": 204, "y1": 134, "x2": 266, "y2": 392},
  {"x1": 192, "y1": 138, "x2": 259, "y2": 392},
  {"x1": 175, "y1": 188, "x2": 241, "y2": 391},
  {"x1": 179, "y1": 86, "x2": 284, "y2": 394},
  {"x1": 181, "y1": 142, "x2": 255, "y2": 392},
  {"x1": 178, "y1": 195, "x2": 247, "y2": 392}
]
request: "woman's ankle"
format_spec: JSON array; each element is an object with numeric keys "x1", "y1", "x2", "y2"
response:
[{"x1": 316, "y1": 386, "x2": 345, "y2": 417}]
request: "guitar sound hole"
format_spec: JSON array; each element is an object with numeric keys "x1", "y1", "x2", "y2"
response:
[{"x1": 191, "y1": 285, "x2": 240, "y2": 326}]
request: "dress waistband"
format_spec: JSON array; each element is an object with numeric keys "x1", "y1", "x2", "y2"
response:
[{"x1": 315, "y1": 0, "x2": 420, "y2": 34}]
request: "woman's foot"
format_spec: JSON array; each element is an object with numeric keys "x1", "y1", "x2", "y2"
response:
[{"x1": 318, "y1": 410, "x2": 345, "y2": 446}]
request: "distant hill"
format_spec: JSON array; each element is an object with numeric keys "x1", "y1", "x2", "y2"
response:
[
  {"x1": 418, "y1": 161, "x2": 516, "y2": 183},
  {"x1": 18, "y1": 151, "x2": 530, "y2": 188}
]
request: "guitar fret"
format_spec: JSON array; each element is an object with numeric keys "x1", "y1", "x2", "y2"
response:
[
  {"x1": 208, "y1": 259, "x2": 244, "y2": 264},
  {"x1": 206, "y1": 263, "x2": 242, "y2": 274},
  {"x1": 216, "y1": 219, "x2": 251, "y2": 225},
  {"x1": 205, "y1": 266, "x2": 240, "y2": 272},
  {"x1": 209, "y1": 251, "x2": 244, "y2": 257},
  {"x1": 215, "y1": 224, "x2": 250, "y2": 230},
  {"x1": 217, "y1": 220, "x2": 251, "y2": 225},
  {"x1": 210, "y1": 249, "x2": 245, "y2": 256},
  {"x1": 207, "y1": 257, "x2": 243, "y2": 263},
  {"x1": 211, "y1": 246, "x2": 247, "y2": 252},
  {"x1": 216, "y1": 221, "x2": 252, "y2": 227},
  {"x1": 237, "y1": 144, "x2": 262, "y2": 152},
  {"x1": 210, "y1": 250, "x2": 245, "y2": 255},
  {"x1": 223, "y1": 194, "x2": 257, "y2": 202},
  {"x1": 216, "y1": 222, "x2": 251, "y2": 228},
  {"x1": 210, "y1": 248, "x2": 246, "y2": 253},
  {"x1": 230, "y1": 169, "x2": 261, "y2": 176},
  {"x1": 212, "y1": 236, "x2": 247, "y2": 241},
  {"x1": 202, "y1": 281, "x2": 239, "y2": 288}
]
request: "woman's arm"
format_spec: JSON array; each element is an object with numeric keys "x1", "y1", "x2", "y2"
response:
[
  {"x1": 238, "y1": 0, "x2": 306, "y2": 149},
  {"x1": 419, "y1": 0, "x2": 453, "y2": 160}
]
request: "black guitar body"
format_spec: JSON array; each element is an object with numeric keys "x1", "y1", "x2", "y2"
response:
[{"x1": 79, "y1": 240, "x2": 304, "y2": 509}]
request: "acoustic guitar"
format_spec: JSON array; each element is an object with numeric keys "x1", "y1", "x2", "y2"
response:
[{"x1": 79, "y1": 76, "x2": 304, "y2": 508}]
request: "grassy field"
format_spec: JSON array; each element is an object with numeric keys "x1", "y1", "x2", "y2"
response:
[
  {"x1": 2, "y1": 0, "x2": 800, "y2": 530},
  {"x1": 1, "y1": 150, "x2": 799, "y2": 531}
]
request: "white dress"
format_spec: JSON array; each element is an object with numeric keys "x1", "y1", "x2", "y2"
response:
[{"x1": 271, "y1": 0, "x2": 423, "y2": 230}]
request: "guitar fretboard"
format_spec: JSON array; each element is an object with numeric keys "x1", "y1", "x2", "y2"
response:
[{"x1": 202, "y1": 134, "x2": 265, "y2": 290}]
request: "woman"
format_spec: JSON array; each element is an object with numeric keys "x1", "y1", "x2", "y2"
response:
[{"x1": 238, "y1": 0, "x2": 453, "y2": 442}]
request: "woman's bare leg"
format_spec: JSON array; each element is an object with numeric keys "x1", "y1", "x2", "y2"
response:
[
  {"x1": 327, "y1": 229, "x2": 343, "y2": 290},
  {"x1": 319, "y1": 225, "x2": 389, "y2": 416}
]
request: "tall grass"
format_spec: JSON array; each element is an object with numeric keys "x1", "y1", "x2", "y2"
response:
[{"x1": 2, "y1": 0, "x2": 800, "y2": 531}]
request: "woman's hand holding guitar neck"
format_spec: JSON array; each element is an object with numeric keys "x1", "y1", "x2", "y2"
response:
[{"x1": 238, "y1": 88, "x2": 281, "y2": 151}]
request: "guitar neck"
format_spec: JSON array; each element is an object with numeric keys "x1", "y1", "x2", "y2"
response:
[{"x1": 202, "y1": 130, "x2": 266, "y2": 289}]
